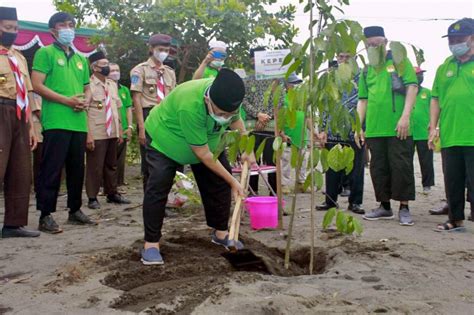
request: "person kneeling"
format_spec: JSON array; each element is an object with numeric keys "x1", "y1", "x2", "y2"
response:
[{"x1": 141, "y1": 69, "x2": 255, "y2": 265}]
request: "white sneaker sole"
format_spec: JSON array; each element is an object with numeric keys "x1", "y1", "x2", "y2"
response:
[
  {"x1": 399, "y1": 222, "x2": 415, "y2": 226},
  {"x1": 141, "y1": 258, "x2": 164, "y2": 265},
  {"x1": 363, "y1": 215, "x2": 395, "y2": 221},
  {"x1": 211, "y1": 238, "x2": 230, "y2": 250}
]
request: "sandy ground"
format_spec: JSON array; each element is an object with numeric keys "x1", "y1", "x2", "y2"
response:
[{"x1": 0, "y1": 152, "x2": 473, "y2": 315}]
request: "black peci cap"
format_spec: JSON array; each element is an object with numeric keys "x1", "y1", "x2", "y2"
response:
[
  {"x1": 363, "y1": 26, "x2": 385, "y2": 38},
  {"x1": 48, "y1": 12, "x2": 76, "y2": 28},
  {"x1": 209, "y1": 68, "x2": 245, "y2": 112},
  {"x1": 0, "y1": 7, "x2": 18, "y2": 21},
  {"x1": 249, "y1": 46, "x2": 266, "y2": 58},
  {"x1": 442, "y1": 18, "x2": 474, "y2": 38},
  {"x1": 88, "y1": 51, "x2": 107, "y2": 64}
]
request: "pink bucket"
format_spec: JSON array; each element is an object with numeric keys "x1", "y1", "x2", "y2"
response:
[{"x1": 245, "y1": 197, "x2": 284, "y2": 230}]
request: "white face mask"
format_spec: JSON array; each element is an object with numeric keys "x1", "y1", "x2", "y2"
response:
[
  {"x1": 109, "y1": 72, "x2": 120, "y2": 81},
  {"x1": 57, "y1": 28, "x2": 75, "y2": 46},
  {"x1": 154, "y1": 51, "x2": 169, "y2": 63},
  {"x1": 210, "y1": 60, "x2": 224, "y2": 68},
  {"x1": 206, "y1": 94, "x2": 233, "y2": 125},
  {"x1": 449, "y1": 41, "x2": 471, "y2": 57}
]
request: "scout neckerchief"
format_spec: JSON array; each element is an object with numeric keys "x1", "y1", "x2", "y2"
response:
[
  {"x1": 154, "y1": 66, "x2": 165, "y2": 103},
  {"x1": 0, "y1": 49, "x2": 30, "y2": 121},
  {"x1": 103, "y1": 84, "x2": 113, "y2": 136}
]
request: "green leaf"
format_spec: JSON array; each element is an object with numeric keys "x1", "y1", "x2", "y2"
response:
[
  {"x1": 246, "y1": 135, "x2": 256, "y2": 155},
  {"x1": 322, "y1": 207, "x2": 337, "y2": 229},
  {"x1": 263, "y1": 84, "x2": 273, "y2": 109},
  {"x1": 309, "y1": 147, "x2": 320, "y2": 169},
  {"x1": 255, "y1": 138, "x2": 267, "y2": 160},
  {"x1": 346, "y1": 216, "x2": 355, "y2": 234},
  {"x1": 342, "y1": 145, "x2": 355, "y2": 175},
  {"x1": 389, "y1": 41, "x2": 407, "y2": 66},
  {"x1": 285, "y1": 59, "x2": 302, "y2": 80},
  {"x1": 282, "y1": 52, "x2": 293, "y2": 67},
  {"x1": 314, "y1": 169, "x2": 323, "y2": 190},
  {"x1": 353, "y1": 217, "x2": 363, "y2": 235},
  {"x1": 228, "y1": 141, "x2": 239, "y2": 164},
  {"x1": 290, "y1": 145, "x2": 299, "y2": 168},
  {"x1": 328, "y1": 144, "x2": 346, "y2": 172},
  {"x1": 239, "y1": 134, "x2": 248, "y2": 154},
  {"x1": 336, "y1": 211, "x2": 347, "y2": 232},
  {"x1": 336, "y1": 62, "x2": 353, "y2": 83},
  {"x1": 272, "y1": 84, "x2": 283, "y2": 108},
  {"x1": 320, "y1": 148, "x2": 329, "y2": 172},
  {"x1": 303, "y1": 173, "x2": 312, "y2": 192},
  {"x1": 272, "y1": 136, "x2": 283, "y2": 151},
  {"x1": 411, "y1": 44, "x2": 425, "y2": 67}
]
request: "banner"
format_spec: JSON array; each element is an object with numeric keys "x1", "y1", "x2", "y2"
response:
[{"x1": 254, "y1": 49, "x2": 291, "y2": 80}]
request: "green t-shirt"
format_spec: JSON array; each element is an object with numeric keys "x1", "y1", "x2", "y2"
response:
[
  {"x1": 283, "y1": 95, "x2": 308, "y2": 149},
  {"x1": 32, "y1": 44, "x2": 90, "y2": 132},
  {"x1": 203, "y1": 66, "x2": 218, "y2": 79},
  {"x1": 118, "y1": 84, "x2": 133, "y2": 137},
  {"x1": 410, "y1": 87, "x2": 431, "y2": 141},
  {"x1": 432, "y1": 56, "x2": 474, "y2": 148},
  {"x1": 145, "y1": 78, "x2": 239, "y2": 165},
  {"x1": 358, "y1": 54, "x2": 418, "y2": 138}
]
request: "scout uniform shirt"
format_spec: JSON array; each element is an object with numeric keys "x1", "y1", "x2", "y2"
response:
[
  {"x1": 88, "y1": 75, "x2": 122, "y2": 140},
  {"x1": 118, "y1": 84, "x2": 132, "y2": 139},
  {"x1": 0, "y1": 45, "x2": 33, "y2": 103},
  {"x1": 358, "y1": 52, "x2": 418, "y2": 138},
  {"x1": 432, "y1": 55, "x2": 474, "y2": 148},
  {"x1": 410, "y1": 87, "x2": 431, "y2": 141},
  {"x1": 130, "y1": 58, "x2": 176, "y2": 108},
  {"x1": 145, "y1": 78, "x2": 240, "y2": 165}
]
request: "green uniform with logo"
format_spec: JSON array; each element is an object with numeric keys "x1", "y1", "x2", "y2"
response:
[
  {"x1": 358, "y1": 52, "x2": 418, "y2": 202},
  {"x1": 432, "y1": 55, "x2": 474, "y2": 222},
  {"x1": 145, "y1": 78, "x2": 239, "y2": 165},
  {"x1": 118, "y1": 84, "x2": 133, "y2": 138},
  {"x1": 411, "y1": 86, "x2": 435, "y2": 188},
  {"x1": 32, "y1": 43, "x2": 90, "y2": 132},
  {"x1": 283, "y1": 95, "x2": 308, "y2": 149}
]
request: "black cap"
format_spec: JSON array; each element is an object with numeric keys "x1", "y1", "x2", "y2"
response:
[
  {"x1": 149, "y1": 34, "x2": 172, "y2": 46},
  {"x1": 0, "y1": 7, "x2": 17, "y2": 21},
  {"x1": 442, "y1": 18, "x2": 474, "y2": 38},
  {"x1": 209, "y1": 68, "x2": 245, "y2": 112},
  {"x1": 249, "y1": 46, "x2": 266, "y2": 58},
  {"x1": 364, "y1": 26, "x2": 385, "y2": 38},
  {"x1": 89, "y1": 51, "x2": 107, "y2": 64},
  {"x1": 48, "y1": 12, "x2": 76, "y2": 29}
]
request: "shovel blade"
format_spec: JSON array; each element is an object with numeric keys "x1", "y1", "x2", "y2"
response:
[{"x1": 221, "y1": 249, "x2": 269, "y2": 273}]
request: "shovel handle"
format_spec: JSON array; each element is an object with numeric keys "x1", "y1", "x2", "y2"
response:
[{"x1": 228, "y1": 161, "x2": 249, "y2": 241}]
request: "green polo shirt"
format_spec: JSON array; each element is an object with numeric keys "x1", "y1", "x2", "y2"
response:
[
  {"x1": 432, "y1": 56, "x2": 474, "y2": 148},
  {"x1": 203, "y1": 66, "x2": 218, "y2": 79},
  {"x1": 358, "y1": 53, "x2": 418, "y2": 138},
  {"x1": 118, "y1": 84, "x2": 133, "y2": 138},
  {"x1": 145, "y1": 78, "x2": 239, "y2": 165},
  {"x1": 32, "y1": 43, "x2": 90, "y2": 132},
  {"x1": 410, "y1": 87, "x2": 431, "y2": 141}
]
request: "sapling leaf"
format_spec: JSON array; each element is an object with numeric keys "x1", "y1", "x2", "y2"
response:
[
  {"x1": 282, "y1": 52, "x2": 293, "y2": 66},
  {"x1": 255, "y1": 138, "x2": 267, "y2": 161},
  {"x1": 273, "y1": 136, "x2": 283, "y2": 151},
  {"x1": 353, "y1": 217, "x2": 363, "y2": 235},
  {"x1": 246, "y1": 135, "x2": 256, "y2": 155},
  {"x1": 323, "y1": 207, "x2": 337, "y2": 229},
  {"x1": 320, "y1": 148, "x2": 329, "y2": 172},
  {"x1": 328, "y1": 144, "x2": 346, "y2": 172},
  {"x1": 314, "y1": 169, "x2": 324, "y2": 190},
  {"x1": 290, "y1": 145, "x2": 299, "y2": 168},
  {"x1": 239, "y1": 134, "x2": 248, "y2": 154},
  {"x1": 336, "y1": 210, "x2": 347, "y2": 232}
]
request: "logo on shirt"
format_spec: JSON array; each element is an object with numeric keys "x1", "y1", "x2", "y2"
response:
[
  {"x1": 421, "y1": 92, "x2": 427, "y2": 99},
  {"x1": 446, "y1": 70, "x2": 454, "y2": 78},
  {"x1": 121, "y1": 93, "x2": 126, "y2": 99},
  {"x1": 76, "y1": 62, "x2": 83, "y2": 70},
  {"x1": 386, "y1": 65, "x2": 395, "y2": 73},
  {"x1": 57, "y1": 59, "x2": 65, "y2": 66},
  {"x1": 131, "y1": 75, "x2": 140, "y2": 85}
]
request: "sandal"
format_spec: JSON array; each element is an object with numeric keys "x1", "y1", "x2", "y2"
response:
[{"x1": 434, "y1": 221, "x2": 466, "y2": 233}]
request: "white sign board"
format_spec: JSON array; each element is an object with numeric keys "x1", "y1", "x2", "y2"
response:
[{"x1": 254, "y1": 49, "x2": 291, "y2": 80}]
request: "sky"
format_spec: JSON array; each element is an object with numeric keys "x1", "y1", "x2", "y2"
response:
[{"x1": 4, "y1": 0, "x2": 474, "y2": 86}]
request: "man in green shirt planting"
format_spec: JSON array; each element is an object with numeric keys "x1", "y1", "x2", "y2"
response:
[{"x1": 355, "y1": 26, "x2": 418, "y2": 226}]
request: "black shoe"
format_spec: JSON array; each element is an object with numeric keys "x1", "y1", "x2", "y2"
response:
[
  {"x1": 39, "y1": 215, "x2": 63, "y2": 234},
  {"x1": 164, "y1": 209, "x2": 179, "y2": 218},
  {"x1": 2, "y1": 226, "x2": 40, "y2": 238},
  {"x1": 68, "y1": 210, "x2": 97, "y2": 225},
  {"x1": 316, "y1": 202, "x2": 336, "y2": 211},
  {"x1": 348, "y1": 203, "x2": 365, "y2": 214},
  {"x1": 106, "y1": 194, "x2": 131, "y2": 204},
  {"x1": 88, "y1": 199, "x2": 101, "y2": 210},
  {"x1": 340, "y1": 188, "x2": 351, "y2": 198}
]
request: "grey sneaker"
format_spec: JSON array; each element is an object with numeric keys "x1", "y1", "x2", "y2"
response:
[
  {"x1": 399, "y1": 208, "x2": 414, "y2": 226},
  {"x1": 363, "y1": 206, "x2": 394, "y2": 221}
]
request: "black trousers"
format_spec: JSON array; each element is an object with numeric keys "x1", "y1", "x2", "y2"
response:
[
  {"x1": 143, "y1": 144, "x2": 232, "y2": 242},
  {"x1": 33, "y1": 142, "x2": 43, "y2": 194},
  {"x1": 414, "y1": 140, "x2": 435, "y2": 188},
  {"x1": 117, "y1": 140, "x2": 127, "y2": 186},
  {"x1": 249, "y1": 132, "x2": 277, "y2": 195},
  {"x1": 37, "y1": 130, "x2": 86, "y2": 215},
  {"x1": 139, "y1": 107, "x2": 152, "y2": 191},
  {"x1": 441, "y1": 146, "x2": 474, "y2": 221},
  {"x1": 325, "y1": 142, "x2": 366, "y2": 206},
  {"x1": 366, "y1": 137, "x2": 415, "y2": 202}
]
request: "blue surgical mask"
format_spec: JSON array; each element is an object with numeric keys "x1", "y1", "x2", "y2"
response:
[
  {"x1": 57, "y1": 28, "x2": 75, "y2": 46},
  {"x1": 449, "y1": 41, "x2": 470, "y2": 57},
  {"x1": 210, "y1": 60, "x2": 224, "y2": 68}
]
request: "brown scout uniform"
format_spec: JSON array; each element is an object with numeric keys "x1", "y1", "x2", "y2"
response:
[
  {"x1": 85, "y1": 75, "x2": 122, "y2": 199},
  {"x1": 0, "y1": 46, "x2": 33, "y2": 226}
]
